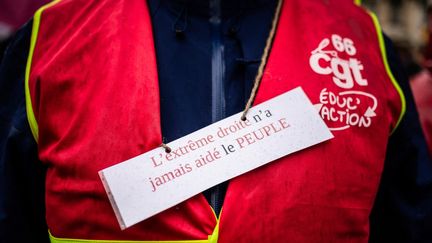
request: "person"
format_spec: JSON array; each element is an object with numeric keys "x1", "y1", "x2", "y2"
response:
[
  {"x1": 0, "y1": 0, "x2": 431, "y2": 242},
  {"x1": 409, "y1": 4, "x2": 432, "y2": 154},
  {"x1": 410, "y1": 67, "x2": 432, "y2": 154}
]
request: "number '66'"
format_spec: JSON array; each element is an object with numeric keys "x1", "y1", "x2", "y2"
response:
[{"x1": 332, "y1": 34, "x2": 356, "y2": 56}]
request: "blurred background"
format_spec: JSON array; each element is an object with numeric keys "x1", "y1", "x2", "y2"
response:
[
  {"x1": 0, "y1": 0, "x2": 431, "y2": 151},
  {"x1": 364, "y1": 0, "x2": 432, "y2": 153},
  {"x1": 364, "y1": 0, "x2": 430, "y2": 76},
  {"x1": 0, "y1": 0, "x2": 49, "y2": 56}
]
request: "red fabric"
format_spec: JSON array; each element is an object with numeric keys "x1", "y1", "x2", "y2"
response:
[
  {"x1": 219, "y1": 1, "x2": 401, "y2": 242},
  {"x1": 31, "y1": 0, "x2": 215, "y2": 240},
  {"x1": 29, "y1": 0, "x2": 402, "y2": 242}
]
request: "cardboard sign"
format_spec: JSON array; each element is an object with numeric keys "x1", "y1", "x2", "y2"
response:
[{"x1": 99, "y1": 87, "x2": 334, "y2": 229}]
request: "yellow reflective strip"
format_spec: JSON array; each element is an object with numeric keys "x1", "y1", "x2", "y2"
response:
[
  {"x1": 49, "y1": 217, "x2": 220, "y2": 243},
  {"x1": 48, "y1": 217, "x2": 220, "y2": 243},
  {"x1": 354, "y1": 0, "x2": 362, "y2": 6},
  {"x1": 207, "y1": 220, "x2": 219, "y2": 243},
  {"x1": 49, "y1": 232, "x2": 212, "y2": 243},
  {"x1": 25, "y1": 0, "x2": 62, "y2": 142},
  {"x1": 368, "y1": 11, "x2": 406, "y2": 134},
  {"x1": 207, "y1": 207, "x2": 222, "y2": 243}
]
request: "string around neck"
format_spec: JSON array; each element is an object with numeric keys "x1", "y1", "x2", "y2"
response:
[{"x1": 241, "y1": 0, "x2": 283, "y2": 121}]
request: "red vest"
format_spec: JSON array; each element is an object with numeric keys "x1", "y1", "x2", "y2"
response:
[{"x1": 27, "y1": 0, "x2": 404, "y2": 242}]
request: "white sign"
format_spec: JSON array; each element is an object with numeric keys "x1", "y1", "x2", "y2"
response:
[{"x1": 99, "y1": 87, "x2": 333, "y2": 229}]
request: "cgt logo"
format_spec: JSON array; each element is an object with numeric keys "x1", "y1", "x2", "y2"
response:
[
  {"x1": 310, "y1": 34, "x2": 379, "y2": 131},
  {"x1": 309, "y1": 34, "x2": 367, "y2": 89}
]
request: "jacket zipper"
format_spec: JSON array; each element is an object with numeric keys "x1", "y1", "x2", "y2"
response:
[{"x1": 209, "y1": 0, "x2": 225, "y2": 216}]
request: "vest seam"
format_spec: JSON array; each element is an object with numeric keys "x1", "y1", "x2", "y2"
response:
[
  {"x1": 366, "y1": 11, "x2": 407, "y2": 135},
  {"x1": 25, "y1": 0, "x2": 63, "y2": 143}
]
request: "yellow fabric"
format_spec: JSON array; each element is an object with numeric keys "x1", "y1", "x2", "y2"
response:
[
  {"x1": 48, "y1": 209, "x2": 220, "y2": 243},
  {"x1": 48, "y1": 208, "x2": 221, "y2": 242},
  {"x1": 207, "y1": 208, "x2": 221, "y2": 243},
  {"x1": 367, "y1": 11, "x2": 407, "y2": 134},
  {"x1": 207, "y1": 221, "x2": 219, "y2": 243},
  {"x1": 49, "y1": 233, "x2": 209, "y2": 243},
  {"x1": 49, "y1": 223, "x2": 219, "y2": 243},
  {"x1": 25, "y1": 0, "x2": 62, "y2": 142}
]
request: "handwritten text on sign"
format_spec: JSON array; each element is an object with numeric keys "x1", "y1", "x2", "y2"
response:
[{"x1": 99, "y1": 87, "x2": 334, "y2": 229}]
